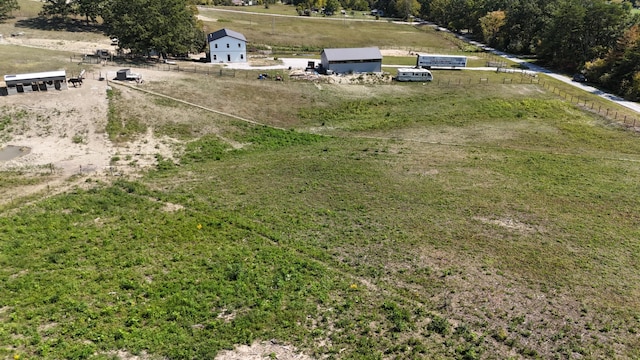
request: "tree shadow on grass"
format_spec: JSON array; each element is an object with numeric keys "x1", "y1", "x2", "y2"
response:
[{"x1": 15, "y1": 17, "x2": 106, "y2": 34}]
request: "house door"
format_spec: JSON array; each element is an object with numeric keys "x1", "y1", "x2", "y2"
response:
[{"x1": 227, "y1": 54, "x2": 231, "y2": 62}]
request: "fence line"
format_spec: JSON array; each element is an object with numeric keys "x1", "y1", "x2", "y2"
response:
[
  {"x1": 433, "y1": 74, "x2": 638, "y2": 130},
  {"x1": 70, "y1": 55, "x2": 243, "y2": 77},
  {"x1": 70, "y1": 55, "x2": 639, "y2": 130}
]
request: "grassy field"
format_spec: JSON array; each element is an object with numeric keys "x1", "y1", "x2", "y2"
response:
[
  {"x1": 0, "y1": 45, "x2": 81, "y2": 76},
  {"x1": 212, "y1": 3, "x2": 379, "y2": 20},
  {"x1": 2, "y1": 68, "x2": 640, "y2": 359},
  {"x1": 198, "y1": 7, "x2": 462, "y2": 54},
  {"x1": 3, "y1": 4, "x2": 640, "y2": 360}
]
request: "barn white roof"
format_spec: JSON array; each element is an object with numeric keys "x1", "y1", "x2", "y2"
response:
[
  {"x1": 4, "y1": 70, "x2": 67, "y2": 83},
  {"x1": 397, "y1": 68, "x2": 432, "y2": 73}
]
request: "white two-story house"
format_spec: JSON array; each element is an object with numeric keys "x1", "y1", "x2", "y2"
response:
[{"x1": 208, "y1": 28, "x2": 247, "y2": 63}]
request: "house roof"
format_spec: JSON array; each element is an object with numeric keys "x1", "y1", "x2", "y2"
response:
[
  {"x1": 207, "y1": 28, "x2": 246, "y2": 42},
  {"x1": 322, "y1": 47, "x2": 382, "y2": 61}
]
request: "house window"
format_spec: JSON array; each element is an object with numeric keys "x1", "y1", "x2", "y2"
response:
[
  {"x1": 213, "y1": 54, "x2": 217, "y2": 60},
  {"x1": 215, "y1": 44, "x2": 218, "y2": 48},
  {"x1": 227, "y1": 54, "x2": 231, "y2": 61},
  {"x1": 227, "y1": 43, "x2": 229, "y2": 48},
  {"x1": 240, "y1": 54, "x2": 244, "y2": 60},
  {"x1": 238, "y1": 43, "x2": 241, "y2": 48}
]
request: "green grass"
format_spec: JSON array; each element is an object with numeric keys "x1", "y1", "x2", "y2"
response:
[
  {"x1": 383, "y1": 55, "x2": 417, "y2": 66},
  {"x1": 213, "y1": 3, "x2": 378, "y2": 19},
  {"x1": 199, "y1": 7, "x2": 461, "y2": 53},
  {"x1": 9, "y1": 0, "x2": 44, "y2": 18},
  {"x1": 0, "y1": 45, "x2": 79, "y2": 76},
  {"x1": 3, "y1": 11, "x2": 640, "y2": 358},
  {"x1": 4, "y1": 73, "x2": 640, "y2": 358},
  {"x1": 105, "y1": 88, "x2": 147, "y2": 143}
]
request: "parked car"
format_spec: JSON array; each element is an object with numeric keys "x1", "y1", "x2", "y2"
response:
[{"x1": 572, "y1": 73, "x2": 587, "y2": 82}]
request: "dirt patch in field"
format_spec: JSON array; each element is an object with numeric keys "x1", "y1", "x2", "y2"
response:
[
  {"x1": 474, "y1": 216, "x2": 543, "y2": 234},
  {"x1": 0, "y1": 67, "x2": 180, "y2": 205},
  {"x1": 289, "y1": 70, "x2": 393, "y2": 85},
  {"x1": 380, "y1": 49, "x2": 416, "y2": 57},
  {"x1": 103, "y1": 350, "x2": 160, "y2": 360},
  {"x1": 197, "y1": 14, "x2": 219, "y2": 22},
  {"x1": 214, "y1": 341, "x2": 314, "y2": 360},
  {"x1": 1, "y1": 35, "x2": 116, "y2": 55}
]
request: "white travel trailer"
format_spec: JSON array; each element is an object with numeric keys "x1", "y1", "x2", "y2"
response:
[
  {"x1": 416, "y1": 54, "x2": 467, "y2": 69},
  {"x1": 396, "y1": 68, "x2": 433, "y2": 82}
]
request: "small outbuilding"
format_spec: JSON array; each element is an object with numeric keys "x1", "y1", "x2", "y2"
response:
[
  {"x1": 116, "y1": 69, "x2": 142, "y2": 82},
  {"x1": 320, "y1": 47, "x2": 382, "y2": 74},
  {"x1": 208, "y1": 28, "x2": 247, "y2": 63},
  {"x1": 2, "y1": 70, "x2": 67, "y2": 96}
]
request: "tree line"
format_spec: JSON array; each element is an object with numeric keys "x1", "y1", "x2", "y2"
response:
[
  {"x1": 419, "y1": 0, "x2": 640, "y2": 100},
  {"x1": 0, "y1": 0, "x2": 206, "y2": 59}
]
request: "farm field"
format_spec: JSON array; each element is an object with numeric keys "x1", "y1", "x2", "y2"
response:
[
  {"x1": 2, "y1": 1, "x2": 640, "y2": 359},
  {"x1": 197, "y1": 6, "x2": 468, "y2": 55}
]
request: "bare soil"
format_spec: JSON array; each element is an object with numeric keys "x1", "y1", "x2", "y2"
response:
[
  {"x1": 215, "y1": 341, "x2": 314, "y2": 360},
  {"x1": 0, "y1": 62, "x2": 198, "y2": 209},
  {"x1": 1, "y1": 34, "x2": 116, "y2": 55}
]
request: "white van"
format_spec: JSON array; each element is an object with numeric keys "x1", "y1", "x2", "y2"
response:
[{"x1": 396, "y1": 68, "x2": 433, "y2": 82}]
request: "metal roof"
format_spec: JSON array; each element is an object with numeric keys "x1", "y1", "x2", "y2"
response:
[
  {"x1": 207, "y1": 28, "x2": 246, "y2": 42},
  {"x1": 322, "y1": 47, "x2": 382, "y2": 61},
  {"x1": 397, "y1": 68, "x2": 432, "y2": 73},
  {"x1": 4, "y1": 70, "x2": 66, "y2": 83},
  {"x1": 416, "y1": 53, "x2": 466, "y2": 58}
]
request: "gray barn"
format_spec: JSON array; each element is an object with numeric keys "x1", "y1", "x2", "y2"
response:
[{"x1": 320, "y1": 47, "x2": 382, "y2": 74}]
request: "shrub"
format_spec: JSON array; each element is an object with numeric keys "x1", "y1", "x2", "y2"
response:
[{"x1": 427, "y1": 314, "x2": 450, "y2": 335}]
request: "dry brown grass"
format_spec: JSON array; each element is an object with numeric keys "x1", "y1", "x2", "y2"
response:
[{"x1": 199, "y1": 7, "x2": 460, "y2": 53}]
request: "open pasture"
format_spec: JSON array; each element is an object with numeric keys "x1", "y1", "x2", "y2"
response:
[
  {"x1": 2, "y1": 64, "x2": 640, "y2": 358},
  {"x1": 2, "y1": 4, "x2": 640, "y2": 359},
  {"x1": 198, "y1": 7, "x2": 460, "y2": 53}
]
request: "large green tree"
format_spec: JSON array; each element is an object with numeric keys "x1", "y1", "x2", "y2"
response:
[
  {"x1": 479, "y1": 10, "x2": 505, "y2": 46},
  {"x1": 103, "y1": 0, "x2": 205, "y2": 58},
  {"x1": 395, "y1": 0, "x2": 420, "y2": 20},
  {"x1": 585, "y1": 23, "x2": 640, "y2": 100},
  {"x1": 324, "y1": 0, "x2": 340, "y2": 14},
  {"x1": 75, "y1": 0, "x2": 105, "y2": 23},
  {"x1": 40, "y1": 0, "x2": 74, "y2": 18},
  {"x1": 427, "y1": 0, "x2": 481, "y2": 31},
  {"x1": 537, "y1": 0, "x2": 628, "y2": 70},
  {"x1": 0, "y1": 0, "x2": 18, "y2": 20},
  {"x1": 40, "y1": 0, "x2": 107, "y2": 22},
  {"x1": 497, "y1": 0, "x2": 550, "y2": 54}
]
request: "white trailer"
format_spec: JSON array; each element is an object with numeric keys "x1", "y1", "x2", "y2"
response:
[
  {"x1": 396, "y1": 68, "x2": 433, "y2": 82},
  {"x1": 416, "y1": 54, "x2": 467, "y2": 69}
]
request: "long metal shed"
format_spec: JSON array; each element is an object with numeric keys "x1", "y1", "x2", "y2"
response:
[
  {"x1": 3, "y1": 70, "x2": 67, "y2": 95},
  {"x1": 320, "y1": 47, "x2": 382, "y2": 74}
]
